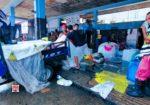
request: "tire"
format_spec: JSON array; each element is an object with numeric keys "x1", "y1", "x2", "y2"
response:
[{"x1": 46, "y1": 65, "x2": 54, "y2": 81}]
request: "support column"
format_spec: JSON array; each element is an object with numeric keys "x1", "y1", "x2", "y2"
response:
[
  {"x1": 58, "y1": 18, "x2": 61, "y2": 31},
  {"x1": 34, "y1": 0, "x2": 46, "y2": 39},
  {"x1": 9, "y1": 7, "x2": 15, "y2": 39},
  {"x1": 93, "y1": 10, "x2": 99, "y2": 52},
  {"x1": 93, "y1": 10, "x2": 98, "y2": 28}
]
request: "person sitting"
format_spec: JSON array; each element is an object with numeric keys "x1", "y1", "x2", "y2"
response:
[
  {"x1": 55, "y1": 24, "x2": 67, "y2": 43},
  {"x1": 45, "y1": 25, "x2": 67, "y2": 50}
]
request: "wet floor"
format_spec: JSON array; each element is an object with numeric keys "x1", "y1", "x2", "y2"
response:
[{"x1": 0, "y1": 82, "x2": 106, "y2": 105}]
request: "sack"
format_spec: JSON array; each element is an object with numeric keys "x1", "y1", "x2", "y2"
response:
[
  {"x1": 98, "y1": 42, "x2": 119, "y2": 60},
  {"x1": 127, "y1": 58, "x2": 140, "y2": 82}
]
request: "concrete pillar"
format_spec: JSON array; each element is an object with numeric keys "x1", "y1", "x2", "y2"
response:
[
  {"x1": 58, "y1": 18, "x2": 61, "y2": 31},
  {"x1": 93, "y1": 10, "x2": 98, "y2": 28},
  {"x1": 34, "y1": 0, "x2": 46, "y2": 39},
  {"x1": 93, "y1": 10, "x2": 99, "y2": 52},
  {"x1": 9, "y1": 7, "x2": 15, "y2": 26}
]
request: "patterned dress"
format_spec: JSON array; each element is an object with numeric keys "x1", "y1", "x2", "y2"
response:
[{"x1": 136, "y1": 21, "x2": 150, "y2": 81}]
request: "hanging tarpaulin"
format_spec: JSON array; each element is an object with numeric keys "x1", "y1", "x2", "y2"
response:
[
  {"x1": 48, "y1": 18, "x2": 59, "y2": 31},
  {"x1": 65, "y1": 14, "x2": 80, "y2": 25}
]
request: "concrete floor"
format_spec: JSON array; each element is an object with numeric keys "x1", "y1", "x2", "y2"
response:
[{"x1": 0, "y1": 82, "x2": 106, "y2": 105}]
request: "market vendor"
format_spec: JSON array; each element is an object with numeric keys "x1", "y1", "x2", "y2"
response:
[{"x1": 127, "y1": 12, "x2": 150, "y2": 97}]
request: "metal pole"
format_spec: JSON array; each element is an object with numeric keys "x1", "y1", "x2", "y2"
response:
[{"x1": 34, "y1": 0, "x2": 46, "y2": 39}]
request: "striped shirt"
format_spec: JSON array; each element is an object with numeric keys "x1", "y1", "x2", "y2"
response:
[{"x1": 138, "y1": 44, "x2": 150, "y2": 57}]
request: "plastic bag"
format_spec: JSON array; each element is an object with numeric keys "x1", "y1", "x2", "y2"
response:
[
  {"x1": 126, "y1": 29, "x2": 140, "y2": 48},
  {"x1": 136, "y1": 56, "x2": 150, "y2": 81},
  {"x1": 127, "y1": 58, "x2": 140, "y2": 82},
  {"x1": 98, "y1": 42, "x2": 119, "y2": 60},
  {"x1": 122, "y1": 49, "x2": 139, "y2": 62},
  {"x1": 5, "y1": 53, "x2": 51, "y2": 94},
  {"x1": 90, "y1": 81, "x2": 115, "y2": 99}
]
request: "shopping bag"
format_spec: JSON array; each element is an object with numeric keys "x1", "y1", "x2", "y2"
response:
[
  {"x1": 136, "y1": 56, "x2": 150, "y2": 81},
  {"x1": 127, "y1": 58, "x2": 140, "y2": 83}
]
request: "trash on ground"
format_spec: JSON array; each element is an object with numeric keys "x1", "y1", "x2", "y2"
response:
[
  {"x1": 0, "y1": 77, "x2": 6, "y2": 83},
  {"x1": 90, "y1": 81, "x2": 115, "y2": 99},
  {"x1": 94, "y1": 71, "x2": 128, "y2": 93},
  {"x1": 0, "y1": 82, "x2": 14, "y2": 93},
  {"x1": 40, "y1": 88, "x2": 51, "y2": 94},
  {"x1": 57, "y1": 75, "x2": 73, "y2": 86},
  {"x1": 88, "y1": 79, "x2": 98, "y2": 86},
  {"x1": 12, "y1": 83, "x2": 20, "y2": 93},
  {"x1": 83, "y1": 53, "x2": 104, "y2": 64}
]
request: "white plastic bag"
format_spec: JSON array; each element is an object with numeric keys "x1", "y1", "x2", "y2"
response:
[
  {"x1": 5, "y1": 53, "x2": 51, "y2": 94},
  {"x1": 98, "y1": 42, "x2": 119, "y2": 60},
  {"x1": 126, "y1": 29, "x2": 140, "y2": 48},
  {"x1": 91, "y1": 81, "x2": 115, "y2": 99}
]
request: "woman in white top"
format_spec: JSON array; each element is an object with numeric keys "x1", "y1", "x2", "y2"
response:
[{"x1": 55, "y1": 24, "x2": 67, "y2": 43}]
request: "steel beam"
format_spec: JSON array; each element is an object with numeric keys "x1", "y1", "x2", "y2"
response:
[{"x1": 49, "y1": 0, "x2": 144, "y2": 19}]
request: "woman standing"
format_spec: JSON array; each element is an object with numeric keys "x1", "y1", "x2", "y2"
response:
[{"x1": 127, "y1": 12, "x2": 150, "y2": 97}]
